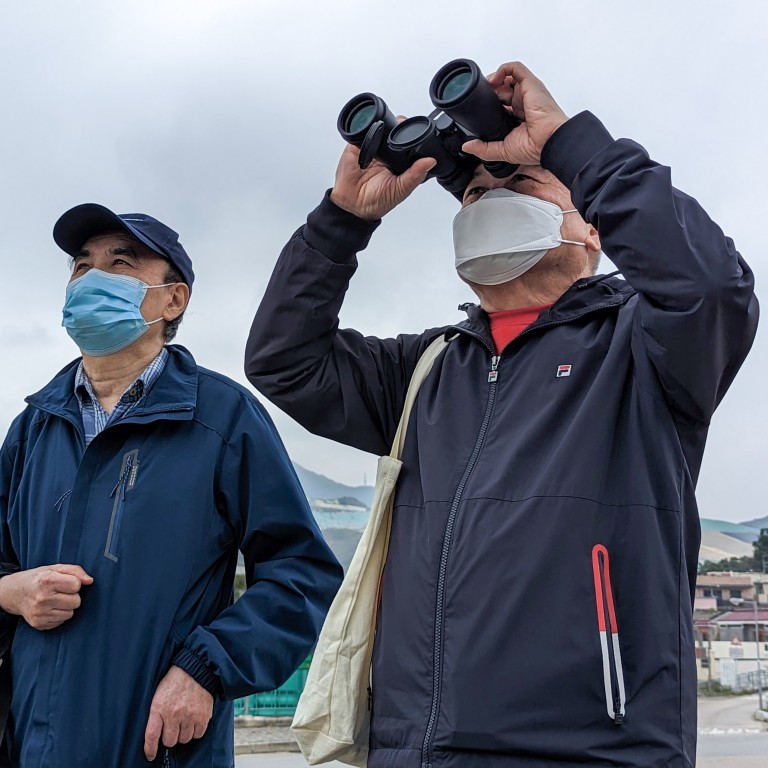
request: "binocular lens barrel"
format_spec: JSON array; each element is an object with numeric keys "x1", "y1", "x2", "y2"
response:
[
  {"x1": 388, "y1": 117, "x2": 433, "y2": 149},
  {"x1": 336, "y1": 58, "x2": 519, "y2": 198},
  {"x1": 337, "y1": 93, "x2": 397, "y2": 146},
  {"x1": 434, "y1": 66, "x2": 474, "y2": 104},
  {"x1": 430, "y1": 58, "x2": 519, "y2": 145},
  {"x1": 348, "y1": 104, "x2": 377, "y2": 135},
  {"x1": 430, "y1": 60, "x2": 481, "y2": 110},
  {"x1": 389, "y1": 117, "x2": 467, "y2": 189}
]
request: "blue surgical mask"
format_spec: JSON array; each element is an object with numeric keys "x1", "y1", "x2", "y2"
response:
[{"x1": 62, "y1": 268, "x2": 172, "y2": 356}]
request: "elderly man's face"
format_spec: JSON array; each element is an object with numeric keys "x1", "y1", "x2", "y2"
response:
[
  {"x1": 460, "y1": 164, "x2": 601, "y2": 277},
  {"x1": 70, "y1": 232, "x2": 181, "y2": 330}
]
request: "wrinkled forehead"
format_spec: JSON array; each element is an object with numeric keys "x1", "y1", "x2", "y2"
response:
[
  {"x1": 461, "y1": 163, "x2": 573, "y2": 210},
  {"x1": 79, "y1": 231, "x2": 156, "y2": 257},
  {"x1": 464, "y1": 163, "x2": 555, "y2": 189}
]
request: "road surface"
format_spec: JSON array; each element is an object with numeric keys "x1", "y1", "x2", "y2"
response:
[{"x1": 236, "y1": 695, "x2": 768, "y2": 767}]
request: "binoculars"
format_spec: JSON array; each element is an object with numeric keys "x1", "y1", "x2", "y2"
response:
[{"x1": 337, "y1": 58, "x2": 520, "y2": 200}]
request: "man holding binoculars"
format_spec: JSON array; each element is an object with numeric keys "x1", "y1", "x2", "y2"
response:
[{"x1": 246, "y1": 61, "x2": 758, "y2": 767}]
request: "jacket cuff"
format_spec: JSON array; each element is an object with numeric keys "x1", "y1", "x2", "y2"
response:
[
  {"x1": 540, "y1": 111, "x2": 615, "y2": 190},
  {"x1": 0, "y1": 563, "x2": 19, "y2": 614},
  {"x1": 172, "y1": 647, "x2": 221, "y2": 697},
  {"x1": 302, "y1": 190, "x2": 381, "y2": 264}
]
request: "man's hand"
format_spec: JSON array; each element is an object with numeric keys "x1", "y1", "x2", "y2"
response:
[
  {"x1": 144, "y1": 665, "x2": 214, "y2": 761},
  {"x1": 462, "y1": 61, "x2": 569, "y2": 166},
  {"x1": 0, "y1": 564, "x2": 93, "y2": 630},
  {"x1": 330, "y1": 141, "x2": 436, "y2": 221}
]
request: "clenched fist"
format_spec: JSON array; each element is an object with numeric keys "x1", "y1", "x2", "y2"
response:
[{"x1": 0, "y1": 563, "x2": 93, "y2": 630}]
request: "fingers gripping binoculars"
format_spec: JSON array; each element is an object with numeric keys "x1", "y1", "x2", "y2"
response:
[{"x1": 337, "y1": 59, "x2": 520, "y2": 201}]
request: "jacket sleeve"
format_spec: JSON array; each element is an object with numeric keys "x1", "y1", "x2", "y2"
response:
[
  {"x1": 0, "y1": 437, "x2": 20, "y2": 654},
  {"x1": 173, "y1": 397, "x2": 344, "y2": 700},
  {"x1": 542, "y1": 111, "x2": 759, "y2": 423},
  {"x1": 245, "y1": 191, "x2": 446, "y2": 455}
]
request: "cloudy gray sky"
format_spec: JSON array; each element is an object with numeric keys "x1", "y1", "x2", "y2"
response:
[{"x1": 0, "y1": 1, "x2": 765, "y2": 524}]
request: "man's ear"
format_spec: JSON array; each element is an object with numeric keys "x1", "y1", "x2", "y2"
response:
[
  {"x1": 585, "y1": 225, "x2": 601, "y2": 254},
  {"x1": 164, "y1": 283, "x2": 190, "y2": 321}
]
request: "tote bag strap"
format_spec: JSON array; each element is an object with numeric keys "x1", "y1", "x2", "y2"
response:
[{"x1": 389, "y1": 334, "x2": 451, "y2": 461}]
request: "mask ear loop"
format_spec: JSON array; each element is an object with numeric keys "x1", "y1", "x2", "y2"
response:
[
  {"x1": 558, "y1": 209, "x2": 589, "y2": 247},
  {"x1": 143, "y1": 282, "x2": 179, "y2": 325}
]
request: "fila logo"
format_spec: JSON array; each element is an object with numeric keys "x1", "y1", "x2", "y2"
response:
[{"x1": 556, "y1": 364, "x2": 572, "y2": 378}]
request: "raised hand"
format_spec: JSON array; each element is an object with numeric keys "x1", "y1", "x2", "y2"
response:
[
  {"x1": 330, "y1": 142, "x2": 436, "y2": 221},
  {"x1": 462, "y1": 61, "x2": 569, "y2": 167}
]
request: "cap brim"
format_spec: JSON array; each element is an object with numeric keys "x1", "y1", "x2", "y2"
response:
[{"x1": 53, "y1": 203, "x2": 164, "y2": 258}]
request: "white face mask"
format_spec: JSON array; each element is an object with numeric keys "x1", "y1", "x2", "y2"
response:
[{"x1": 453, "y1": 188, "x2": 586, "y2": 285}]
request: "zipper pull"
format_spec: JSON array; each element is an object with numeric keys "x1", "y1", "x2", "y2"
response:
[
  {"x1": 54, "y1": 490, "x2": 72, "y2": 512},
  {"x1": 613, "y1": 696, "x2": 624, "y2": 725},
  {"x1": 110, "y1": 455, "x2": 133, "y2": 498},
  {"x1": 488, "y1": 355, "x2": 500, "y2": 383},
  {"x1": 121, "y1": 456, "x2": 133, "y2": 501}
]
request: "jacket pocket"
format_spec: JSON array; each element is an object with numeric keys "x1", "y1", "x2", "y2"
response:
[
  {"x1": 591, "y1": 544, "x2": 626, "y2": 724},
  {"x1": 104, "y1": 449, "x2": 139, "y2": 562}
]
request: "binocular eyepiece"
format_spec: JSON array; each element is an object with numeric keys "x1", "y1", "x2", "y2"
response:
[{"x1": 338, "y1": 59, "x2": 520, "y2": 201}]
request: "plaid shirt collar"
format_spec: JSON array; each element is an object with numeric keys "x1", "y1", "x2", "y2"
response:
[{"x1": 74, "y1": 348, "x2": 168, "y2": 446}]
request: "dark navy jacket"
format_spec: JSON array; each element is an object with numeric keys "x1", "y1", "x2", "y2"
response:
[
  {"x1": 245, "y1": 112, "x2": 758, "y2": 768},
  {"x1": 0, "y1": 345, "x2": 343, "y2": 768}
]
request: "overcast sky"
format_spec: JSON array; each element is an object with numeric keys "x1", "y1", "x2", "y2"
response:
[{"x1": 0, "y1": 1, "x2": 765, "y2": 524}]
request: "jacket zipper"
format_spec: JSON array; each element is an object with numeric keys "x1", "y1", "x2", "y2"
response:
[
  {"x1": 419, "y1": 306, "x2": 624, "y2": 761},
  {"x1": 592, "y1": 544, "x2": 626, "y2": 724},
  {"x1": 104, "y1": 450, "x2": 139, "y2": 562},
  {"x1": 421, "y1": 350, "x2": 499, "y2": 768}
]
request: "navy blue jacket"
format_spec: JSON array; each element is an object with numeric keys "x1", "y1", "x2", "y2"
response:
[
  {"x1": 245, "y1": 112, "x2": 758, "y2": 768},
  {"x1": 0, "y1": 345, "x2": 343, "y2": 768}
]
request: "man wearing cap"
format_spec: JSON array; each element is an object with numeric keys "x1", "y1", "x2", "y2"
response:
[{"x1": 0, "y1": 205, "x2": 343, "y2": 767}]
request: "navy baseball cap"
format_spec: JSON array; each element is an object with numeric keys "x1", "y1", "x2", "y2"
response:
[{"x1": 53, "y1": 203, "x2": 195, "y2": 289}]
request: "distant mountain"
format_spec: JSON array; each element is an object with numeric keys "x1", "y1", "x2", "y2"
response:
[
  {"x1": 294, "y1": 465, "x2": 374, "y2": 572},
  {"x1": 700, "y1": 518, "x2": 760, "y2": 534},
  {"x1": 294, "y1": 463, "x2": 374, "y2": 507},
  {"x1": 697, "y1": 519, "x2": 753, "y2": 559},
  {"x1": 740, "y1": 515, "x2": 768, "y2": 533},
  {"x1": 701, "y1": 517, "x2": 760, "y2": 544}
]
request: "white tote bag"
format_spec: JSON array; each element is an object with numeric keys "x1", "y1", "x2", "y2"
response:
[{"x1": 291, "y1": 335, "x2": 451, "y2": 766}]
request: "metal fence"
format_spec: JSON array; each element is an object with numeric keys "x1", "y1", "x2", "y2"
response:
[
  {"x1": 732, "y1": 668, "x2": 768, "y2": 693},
  {"x1": 234, "y1": 658, "x2": 310, "y2": 716},
  {"x1": 700, "y1": 667, "x2": 768, "y2": 694}
]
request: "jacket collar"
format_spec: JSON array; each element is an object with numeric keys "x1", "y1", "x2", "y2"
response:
[
  {"x1": 25, "y1": 345, "x2": 198, "y2": 425},
  {"x1": 451, "y1": 274, "x2": 635, "y2": 351}
]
